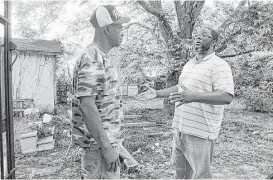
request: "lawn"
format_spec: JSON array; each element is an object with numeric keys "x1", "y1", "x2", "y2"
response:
[{"x1": 11, "y1": 97, "x2": 273, "y2": 179}]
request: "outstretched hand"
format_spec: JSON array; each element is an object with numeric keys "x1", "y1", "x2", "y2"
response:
[
  {"x1": 169, "y1": 85, "x2": 197, "y2": 107},
  {"x1": 135, "y1": 84, "x2": 157, "y2": 101}
]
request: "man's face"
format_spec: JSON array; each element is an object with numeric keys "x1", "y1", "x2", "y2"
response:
[
  {"x1": 107, "y1": 24, "x2": 123, "y2": 47},
  {"x1": 194, "y1": 28, "x2": 214, "y2": 54}
]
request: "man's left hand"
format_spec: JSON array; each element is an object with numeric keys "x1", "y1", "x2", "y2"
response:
[{"x1": 169, "y1": 85, "x2": 198, "y2": 107}]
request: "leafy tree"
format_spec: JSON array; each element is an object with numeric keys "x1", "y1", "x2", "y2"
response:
[
  {"x1": 128, "y1": 1, "x2": 204, "y2": 87},
  {"x1": 214, "y1": 0, "x2": 273, "y2": 57},
  {"x1": 211, "y1": 0, "x2": 273, "y2": 112},
  {"x1": 11, "y1": 0, "x2": 273, "y2": 112},
  {"x1": 13, "y1": 0, "x2": 67, "y2": 39}
]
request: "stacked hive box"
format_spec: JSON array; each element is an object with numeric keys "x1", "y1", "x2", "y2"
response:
[{"x1": 19, "y1": 114, "x2": 55, "y2": 154}]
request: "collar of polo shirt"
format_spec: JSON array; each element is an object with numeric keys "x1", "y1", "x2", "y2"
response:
[
  {"x1": 195, "y1": 52, "x2": 216, "y2": 63},
  {"x1": 202, "y1": 52, "x2": 216, "y2": 61}
]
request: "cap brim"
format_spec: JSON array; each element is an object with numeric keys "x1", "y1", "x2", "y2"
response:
[{"x1": 113, "y1": 16, "x2": 131, "y2": 24}]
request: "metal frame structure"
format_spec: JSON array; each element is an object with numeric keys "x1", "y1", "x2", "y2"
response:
[{"x1": 0, "y1": 1, "x2": 15, "y2": 179}]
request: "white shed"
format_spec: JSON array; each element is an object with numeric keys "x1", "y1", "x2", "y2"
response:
[{"x1": 11, "y1": 38, "x2": 62, "y2": 112}]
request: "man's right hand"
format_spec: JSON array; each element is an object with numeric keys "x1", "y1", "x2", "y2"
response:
[
  {"x1": 135, "y1": 85, "x2": 157, "y2": 100},
  {"x1": 101, "y1": 145, "x2": 120, "y2": 172}
]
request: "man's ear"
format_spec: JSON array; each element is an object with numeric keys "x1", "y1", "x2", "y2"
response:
[
  {"x1": 211, "y1": 40, "x2": 216, "y2": 49},
  {"x1": 104, "y1": 25, "x2": 110, "y2": 35}
]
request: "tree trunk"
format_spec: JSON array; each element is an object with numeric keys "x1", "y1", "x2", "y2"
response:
[
  {"x1": 137, "y1": 0, "x2": 205, "y2": 116},
  {"x1": 136, "y1": 0, "x2": 173, "y2": 42},
  {"x1": 163, "y1": 1, "x2": 204, "y2": 116},
  {"x1": 174, "y1": 1, "x2": 205, "y2": 39}
]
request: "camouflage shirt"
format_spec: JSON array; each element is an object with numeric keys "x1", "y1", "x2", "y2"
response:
[{"x1": 71, "y1": 44, "x2": 124, "y2": 148}]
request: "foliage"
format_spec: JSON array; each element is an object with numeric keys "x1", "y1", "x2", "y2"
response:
[
  {"x1": 213, "y1": 0, "x2": 273, "y2": 56},
  {"x1": 13, "y1": 1, "x2": 67, "y2": 39},
  {"x1": 127, "y1": 1, "x2": 205, "y2": 87},
  {"x1": 242, "y1": 86, "x2": 273, "y2": 112},
  {"x1": 11, "y1": 0, "x2": 273, "y2": 113},
  {"x1": 229, "y1": 53, "x2": 273, "y2": 112},
  {"x1": 38, "y1": 106, "x2": 55, "y2": 116},
  {"x1": 206, "y1": 1, "x2": 273, "y2": 112},
  {"x1": 56, "y1": 67, "x2": 72, "y2": 104},
  {"x1": 37, "y1": 125, "x2": 53, "y2": 138}
]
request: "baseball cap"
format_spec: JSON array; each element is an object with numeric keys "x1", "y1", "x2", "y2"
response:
[{"x1": 90, "y1": 5, "x2": 131, "y2": 28}]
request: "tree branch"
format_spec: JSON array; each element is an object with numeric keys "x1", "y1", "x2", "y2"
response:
[
  {"x1": 252, "y1": 52, "x2": 273, "y2": 61},
  {"x1": 136, "y1": 0, "x2": 163, "y2": 19},
  {"x1": 119, "y1": 46, "x2": 165, "y2": 59},
  {"x1": 123, "y1": 22, "x2": 154, "y2": 33},
  {"x1": 219, "y1": 49, "x2": 255, "y2": 58},
  {"x1": 37, "y1": 1, "x2": 67, "y2": 38},
  {"x1": 218, "y1": 0, "x2": 247, "y2": 30},
  {"x1": 136, "y1": 0, "x2": 173, "y2": 42},
  {"x1": 216, "y1": 29, "x2": 242, "y2": 53},
  {"x1": 118, "y1": 46, "x2": 170, "y2": 69},
  {"x1": 123, "y1": 22, "x2": 166, "y2": 47},
  {"x1": 215, "y1": 0, "x2": 247, "y2": 53}
]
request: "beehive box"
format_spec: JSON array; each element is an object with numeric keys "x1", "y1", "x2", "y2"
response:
[
  {"x1": 127, "y1": 85, "x2": 138, "y2": 97},
  {"x1": 20, "y1": 131, "x2": 38, "y2": 154},
  {"x1": 37, "y1": 135, "x2": 55, "y2": 152}
]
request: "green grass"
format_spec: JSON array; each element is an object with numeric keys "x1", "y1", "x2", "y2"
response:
[{"x1": 11, "y1": 97, "x2": 273, "y2": 179}]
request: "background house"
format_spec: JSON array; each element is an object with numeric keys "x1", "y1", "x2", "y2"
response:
[{"x1": 11, "y1": 38, "x2": 63, "y2": 112}]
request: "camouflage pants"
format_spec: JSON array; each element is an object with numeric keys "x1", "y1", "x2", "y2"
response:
[
  {"x1": 171, "y1": 130, "x2": 214, "y2": 179},
  {"x1": 81, "y1": 143, "x2": 120, "y2": 179}
]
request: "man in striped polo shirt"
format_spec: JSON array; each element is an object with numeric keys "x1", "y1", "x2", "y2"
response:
[{"x1": 136, "y1": 27, "x2": 234, "y2": 178}]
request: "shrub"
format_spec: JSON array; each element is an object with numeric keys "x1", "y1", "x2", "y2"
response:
[
  {"x1": 230, "y1": 54, "x2": 273, "y2": 112},
  {"x1": 56, "y1": 68, "x2": 72, "y2": 104},
  {"x1": 242, "y1": 85, "x2": 273, "y2": 112}
]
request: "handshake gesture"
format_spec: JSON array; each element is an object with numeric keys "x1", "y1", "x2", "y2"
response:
[{"x1": 135, "y1": 84, "x2": 197, "y2": 107}]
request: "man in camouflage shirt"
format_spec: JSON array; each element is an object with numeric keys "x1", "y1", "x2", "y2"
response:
[{"x1": 71, "y1": 5, "x2": 130, "y2": 179}]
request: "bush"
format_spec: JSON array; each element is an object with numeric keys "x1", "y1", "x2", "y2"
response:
[
  {"x1": 230, "y1": 54, "x2": 273, "y2": 112},
  {"x1": 56, "y1": 71, "x2": 72, "y2": 104},
  {"x1": 242, "y1": 86, "x2": 273, "y2": 112}
]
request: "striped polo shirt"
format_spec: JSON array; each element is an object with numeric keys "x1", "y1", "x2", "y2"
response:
[{"x1": 172, "y1": 52, "x2": 234, "y2": 140}]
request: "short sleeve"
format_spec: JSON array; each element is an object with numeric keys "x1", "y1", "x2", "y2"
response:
[
  {"x1": 177, "y1": 61, "x2": 191, "y2": 91},
  {"x1": 75, "y1": 51, "x2": 106, "y2": 97},
  {"x1": 212, "y1": 62, "x2": 234, "y2": 96}
]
